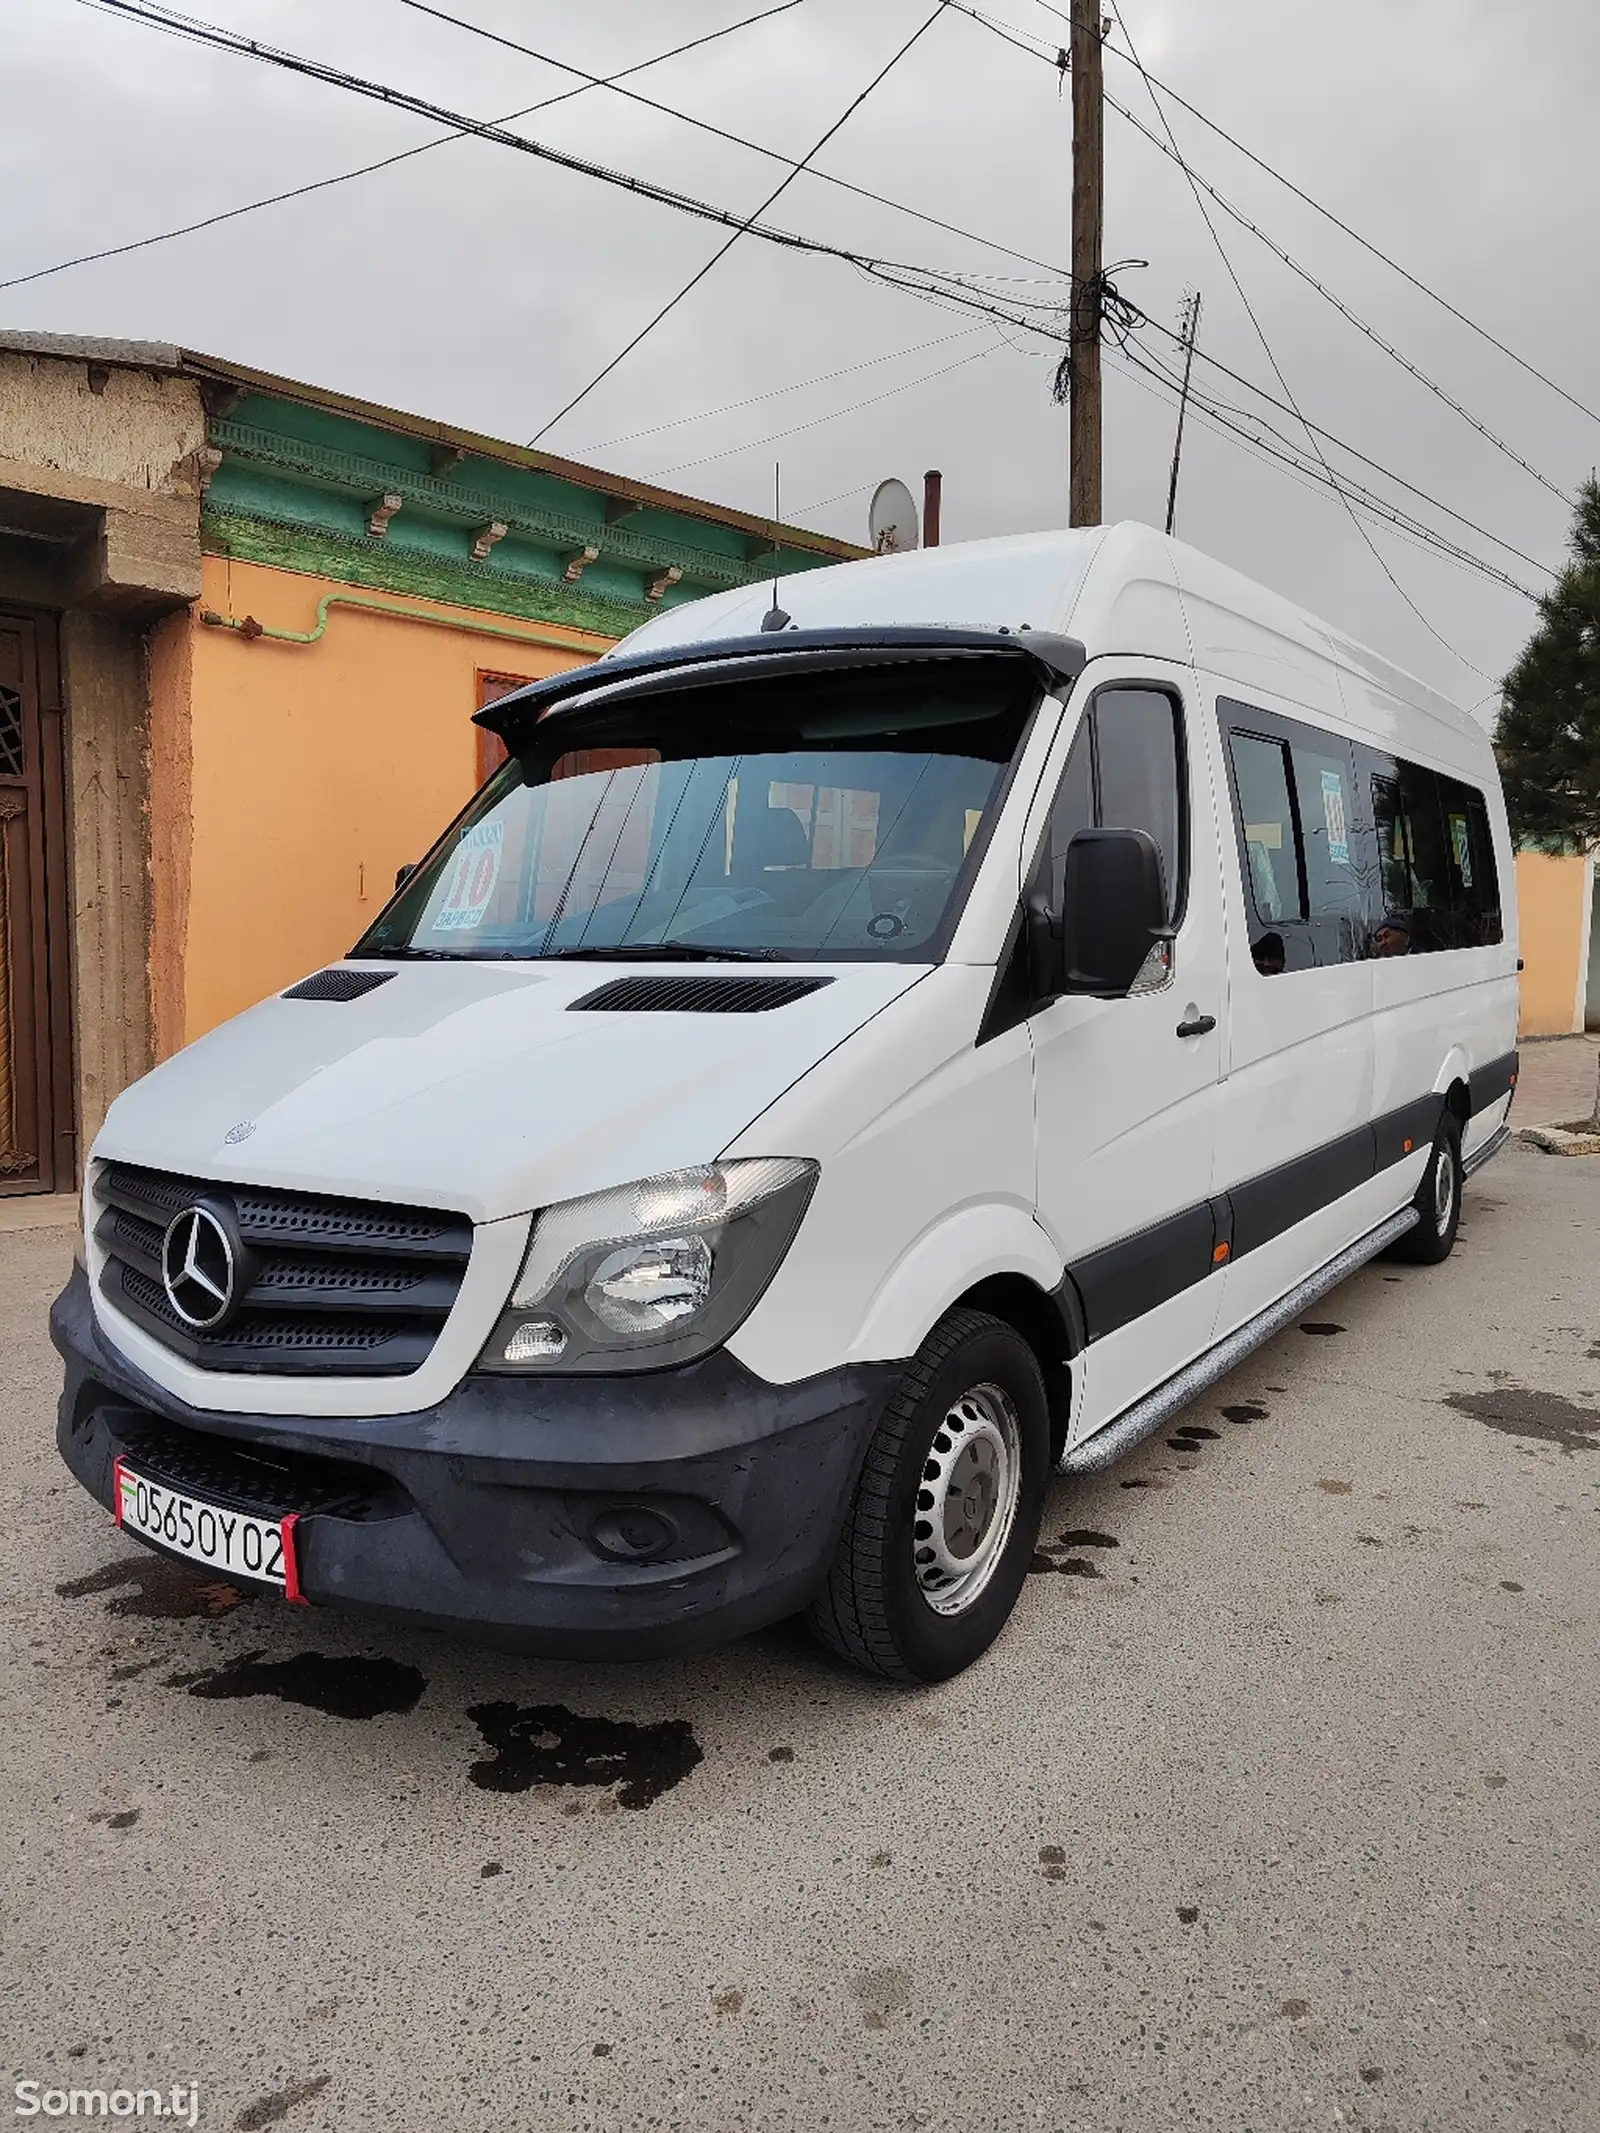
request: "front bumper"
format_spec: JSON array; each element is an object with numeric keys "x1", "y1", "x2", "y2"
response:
[{"x1": 52, "y1": 1267, "x2": 895, "y2": 1659}]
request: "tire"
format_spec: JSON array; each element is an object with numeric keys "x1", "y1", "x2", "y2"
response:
[
  {"x1": 1385, "y1": 1111, "x2": 1463, "y2": 1265},
  {"x1": 806, "y1": 1308, "x2": 1050, "y2": 1682}
]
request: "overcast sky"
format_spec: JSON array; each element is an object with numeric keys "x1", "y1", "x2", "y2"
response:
[{"x1": 4, "y1": 0, "x2": 1596, "y2": 712}]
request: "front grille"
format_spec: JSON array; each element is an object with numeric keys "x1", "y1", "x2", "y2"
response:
[
  {"x1": 110, "y1": 1416, "x2": 400, "y2": 1521},
  {"x1": 94, "y1": 1163, "x2": 473, "y2": 1378}
]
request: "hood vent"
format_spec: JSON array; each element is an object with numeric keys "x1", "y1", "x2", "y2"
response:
[
  {"x1": 569, "y1": 974, "x2": 833, "y2": 1014},
  {"x1": 282, "y1": 968, "x2": 396, "y2": 1003}
]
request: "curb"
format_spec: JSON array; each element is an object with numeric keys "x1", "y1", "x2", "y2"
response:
[{"x1": 1520, "y1": 1124, "x2": 1600, "y2": 1157}]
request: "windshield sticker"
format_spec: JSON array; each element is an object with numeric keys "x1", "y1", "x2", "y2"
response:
[
  {"x1": 432, "y1": 820, "x2": 504, "y2": 932},
  {"x1": 1320, "y1": 770, "x2": 1350, "y2": 865}
]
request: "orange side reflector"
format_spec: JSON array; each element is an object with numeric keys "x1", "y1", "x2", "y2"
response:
[
  {"x1": 1403, "y1": 1137, "x2": 1414, "y2": 1153},
  {"x1": 1212, "y1": 1241, "x2": 1230, "y2": 1265}
]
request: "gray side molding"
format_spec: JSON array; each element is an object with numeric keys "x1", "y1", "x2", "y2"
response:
[{"x1": 1059, "y1": 1204, "x2": 1421, "y2": 1474}]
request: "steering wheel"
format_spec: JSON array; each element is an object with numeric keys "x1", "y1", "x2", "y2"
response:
[{"x1": 873, "y1": 852, "x2": 954, "y2": 872}]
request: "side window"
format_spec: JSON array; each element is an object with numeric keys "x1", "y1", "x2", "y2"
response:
[
  {"x1": 1366, "y1": 755, "x2": 1502, "y2": 955},
  {"x1": 1222, "y1": 699, "x2": 1363, "y2": 974},
  {"x1": 1288, "y1": 738, "x2": 1361, "y2": 937},
  {"x1": 1439, "y1": 774, "x2": 1503, "y2": 947},
  {"x1": 1093, "y1": 688, "x2": 1184, "y2": 923},
  {"x1": 1228, "y1": 733, "x2": 1303, "y2": 933},
  {"x1": 1047, "y1": 719, "x2": 1095, "y2": 862}
]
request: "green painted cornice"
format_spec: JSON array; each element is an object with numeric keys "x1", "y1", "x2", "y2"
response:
[
  {"x1": 202, "y1": 510, "x2": 655, "y2": 638},
  {"x1": 201, "y1": 400, "x2": 854, "y2": 633}
]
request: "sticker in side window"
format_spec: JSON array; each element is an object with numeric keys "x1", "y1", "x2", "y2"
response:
[
  {"x1": 1320, "y1": 770, "x2": 1350, "y2": 866},
  {"x1": 433, "y1": 820, "x2": 504, "y2": 932}
]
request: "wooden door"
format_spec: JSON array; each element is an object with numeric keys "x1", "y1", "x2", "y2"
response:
[{"x1": 0, "y1": 611, "x2": 71, "y2": 1194}]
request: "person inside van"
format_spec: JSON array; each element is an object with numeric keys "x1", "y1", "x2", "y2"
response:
[
  {"x1": 1250, "y1": 930, "x2": 1287, "y2": 975},
  {"x1": 1372, "y1": 915, "x2": 1413, "y2": 957}
]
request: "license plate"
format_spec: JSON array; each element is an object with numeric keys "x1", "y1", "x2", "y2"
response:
[{"x1": 113, "y1": 1457, "x2": 306, "y2": 1602}]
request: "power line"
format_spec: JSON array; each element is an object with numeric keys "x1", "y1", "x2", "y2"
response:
[
  {"x1": 65, "y1": 0, "x2": 1557, "y2": 607},
  {"x1": 575, "y1": 325, "x2": 985, "y2": 455},
  {"x1": 1103, "y1": 89, "x2": 1574, "y2": 506},
  {"x1": 655, "y1": 334, "x2": 1007, "y2": 475},
  {"x1": 1109, "y1": 343, "x2": 1542, "y2": 601},
  {"x1": 527, "y1": 2, "x2": 953, "y2": 442},
  {"x1": 395, "y1": 0, "x2": 1079, "y2": 290},
  {"x1": 2, "y1": 0, "x2": 805, "y2": 294},
  {"x1": 1102, "y1": 0, "x2": 1496, "y2": 683},
  {"x1": 950, "y1": 0, "x2": 1573, "y2": 508},
  {"x1": 1067, "y1": 5, "x2": 1600, "y2": 431},
  {"x1": 63, "y1": 1, "x2": 1065, "y2": 304},
  {"x1": 1120, "y1": 322, "x2": 1558, "y2": 578}
]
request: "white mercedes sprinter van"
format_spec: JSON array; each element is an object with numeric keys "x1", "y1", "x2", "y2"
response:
[{"x1": 53, "y1": 526, "x2": 1519, "y2": 1680}]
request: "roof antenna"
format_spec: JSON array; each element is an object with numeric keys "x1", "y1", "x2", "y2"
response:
[{"x1": 761, "y1": 459, "x2": 791, "y2": 631}]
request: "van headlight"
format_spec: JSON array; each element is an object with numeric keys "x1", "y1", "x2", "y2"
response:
[{"x1": 479, "y1": 1158, "x2": 818, "y2": 1374}]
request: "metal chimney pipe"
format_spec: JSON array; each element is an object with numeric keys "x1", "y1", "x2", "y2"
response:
[{"x1": 922, "y1": 469, "x2": 943, "y2": 548}]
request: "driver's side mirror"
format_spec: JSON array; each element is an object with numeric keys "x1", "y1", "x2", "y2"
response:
[{"x1": 1028, "y1": 828, "x2": 1168, "y2": 1002}]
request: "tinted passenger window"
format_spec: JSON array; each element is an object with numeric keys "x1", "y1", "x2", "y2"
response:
[
  {"x1": 1290, "y1": 740, "x2": 1362, "y2": 931},
  {"x1": 1366, "y1": 757, "x2": 1502, "y2": 954},
  {"x1": 1440, "y1": 777, "x2": 1503, "y2": 945},
  {"x1": 1222, "y1": 699, "x2": 1362, "y2": 974}
]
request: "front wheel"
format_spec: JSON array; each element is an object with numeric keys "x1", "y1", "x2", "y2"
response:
[
  {"x1": 807, "y1": 1308, "x2": 1049, "y2": 1682},
  {"x1": 1386, "y1": 1112, "x2": 1463, "y2": 1265}
]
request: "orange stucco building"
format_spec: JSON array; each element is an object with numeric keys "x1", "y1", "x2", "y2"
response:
[
  {"x1": 147, "y1": 558, "x2": 612, "y2": 1052},
  {"x1": 1514, "y1": 848, "x2": 1599, "y2": 1038}
]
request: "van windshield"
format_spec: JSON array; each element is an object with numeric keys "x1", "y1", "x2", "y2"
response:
[{"x1": 355, "y1": 658, "x2": 1037, "y2": 964}]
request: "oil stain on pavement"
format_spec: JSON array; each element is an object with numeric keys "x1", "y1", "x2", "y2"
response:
[
  {"x1": 57, "y1": 1554, "x2": 254, "y2": 1619},
  {"x1": 168, "y1": 1650, "x2": 426, "y2": 1719},
  {"x1": 1031, "y1": 1528, "x2": 1119, "y2": 1577},
  {"x1": 1445, "y1": 1384, "x2": 1600, "y2": 1455},
  {"x1": 466, "y1": 1702, "x2": 703, "y2": 1809}
]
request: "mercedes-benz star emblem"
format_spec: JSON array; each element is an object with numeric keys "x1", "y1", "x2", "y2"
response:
[{"x1": 161, "y1": 1205, "x2": 237, "y2": 1331}]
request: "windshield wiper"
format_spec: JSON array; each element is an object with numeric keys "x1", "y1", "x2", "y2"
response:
[
  {"x1": 361, "y1": 945, "x2": 461, "y2": 961},
  {"x1": 362, "y1": 945, "x2": 525, "y2": 962},
  {"x1": 536, "y1": 941, "x2": 793, "y2": 964}
]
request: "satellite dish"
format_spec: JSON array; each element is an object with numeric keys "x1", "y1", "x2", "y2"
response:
[{"x1": 868, "y1": 478, "x2": 919, "y2": 554}]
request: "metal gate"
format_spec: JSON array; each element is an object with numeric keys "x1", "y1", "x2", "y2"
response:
[{"x1": 0, "y1": 611, "x2": 71, "y2": 1194}]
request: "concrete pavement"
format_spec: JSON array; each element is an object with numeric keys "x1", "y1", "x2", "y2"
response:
[
  {"x1": 1516, "y1": 1033, "x2": 1600, "y2": 1129},
  {"x1": 3, "y1": 1140, "x2": 1596, "y2": 2133}
]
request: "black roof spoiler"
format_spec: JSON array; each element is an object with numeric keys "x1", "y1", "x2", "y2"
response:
[{"x1": 472, "y1": 625, "x2": 1088, "y2": 741}]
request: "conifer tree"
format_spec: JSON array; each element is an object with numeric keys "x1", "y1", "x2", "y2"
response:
[{"x1": 1496, "y1": 477, "x2": 1600, "y2": 848}]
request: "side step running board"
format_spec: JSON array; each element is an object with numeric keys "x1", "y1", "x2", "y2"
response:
[
  {"x1": 1060, "y1": 1205, "x2": 1420, "y2": 1475},
  {"x1": 1463, "y1": 1122, "x2": 1512, "y2": 1177}
]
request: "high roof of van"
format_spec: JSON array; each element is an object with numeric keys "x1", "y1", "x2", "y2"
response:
[{"x1": 614, "y1": 522, "x2": 1483, "y2": 755}]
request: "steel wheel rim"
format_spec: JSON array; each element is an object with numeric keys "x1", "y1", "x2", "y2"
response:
[
  {"x1": 912, "y1": 1381, "x2": 1023, "y2": 1617},
  {"x1": 1434, "y1": 1142, "x2": 1456, "y2": 1234}
]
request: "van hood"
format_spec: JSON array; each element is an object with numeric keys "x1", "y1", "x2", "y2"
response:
[{"x1": 95, "y1": 961, "x2": 926, "y2": 1224}]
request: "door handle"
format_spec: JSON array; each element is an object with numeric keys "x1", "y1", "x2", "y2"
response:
[{"x1": 1175, "y1": 1013, "x2": 1216, "y2": 1038}]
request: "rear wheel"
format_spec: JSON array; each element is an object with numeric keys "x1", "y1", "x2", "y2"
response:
[
  {"x1": 807, "y1": 1308, "x2": 1049, "y2": 1682},
  {"x1": 1386, "y1": 1111, "x2": 1463, "y2": 1265}
]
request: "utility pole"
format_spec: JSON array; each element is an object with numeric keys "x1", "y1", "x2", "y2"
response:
[
  {"x1": 1164, "y1": 289, "x2": 1202, "y2": 537},
  {"x1": 1068, "y1": 0, "x2": 1105, "y2": 528}
]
